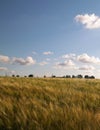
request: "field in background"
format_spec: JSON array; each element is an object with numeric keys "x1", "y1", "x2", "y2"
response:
[{"x1": 0, "y1": 77, "x2": 100, "y2": 130}]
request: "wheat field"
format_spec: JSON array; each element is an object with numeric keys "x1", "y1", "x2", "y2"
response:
[{"x1": 0, "y1": 77, "x2": 100, "y2": 130}]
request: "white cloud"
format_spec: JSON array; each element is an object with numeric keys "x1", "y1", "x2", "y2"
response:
[
  {"x1": 77, "y1": 53, "x2": 100, "y2": 64},
  {"x1": 78, "y1": 65, "x2": 95, "y2": 70},
  {"x1": 39, "y1": 61, "x2": 48, "y2": 66},
  {"x1": 62, "y1": 53, "x2": 76, "y2": 60},
  {"x1": 12, "y1": 56, "x2": 36, "y2": 65},
  {"x1": 54, "y1": 60, "x2": 75, "y2": 69},
  {"x1": 0, "y1": 55, "x2": 10, "y2": 63},
  {"x1": 75, "y1": 13, "x2": 100, "y2": 29},
  {"x1": 43, "y1": 51, "x2": 53, "y2": 55},
  {"x1": 58, "y1": 60, "x2": 75, "y2": 66},
  {"x1": 61, "y1": 53, "x2": 100, "y2": 65},
  {"x1": 0, "y1": 67, "x2": 8, "y2": 71}
]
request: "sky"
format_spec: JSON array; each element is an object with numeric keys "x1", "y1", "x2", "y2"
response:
[{"x1": 1, "y1": 0, "x2": 100, "y2": 78}]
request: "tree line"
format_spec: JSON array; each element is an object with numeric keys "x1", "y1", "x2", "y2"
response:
[
  {"x1": 51, "y1": 74, "x2": 95, "y2": 79},
  {"x1": 12, "y1": 74, "x2": 95, "y2": 79}
]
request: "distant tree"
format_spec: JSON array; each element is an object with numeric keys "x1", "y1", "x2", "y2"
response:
[
  {"x1": 77, "y1": 74, "x2": 83, "y2": 78},
  {"x1": 12, "y1": 75, "x2": 15, "y2": 77},
  {"x1": 90, "y1": 75, "x2": 95, "y2": 79},
  {"x1": 16, "y1": 75, "x2": 20, "y2": 77},
  {"x1": 52, "y1": 75, "x2": 56, "y2": 78},
  {"x1": 66, "y1": 75, "x2": 71, "y2": 78},
  {"x1": 44, "y1": 75, "x2": 46, "y2": 78},
  {"x1": 72, "y1": 75, "x2": 76, "y2": 78},
  {"x1": 84, "y1": 75, "x2": 89, "y2": 79},
  {"x1": 84, "y1": 75, "x2": 95, "y2": 79},
  {"x1": 28, "y1": 74, "x2": 34, "y2": 77},
  {"x1": 24, "y1": 76, "x2": 27, "y2": 78}
]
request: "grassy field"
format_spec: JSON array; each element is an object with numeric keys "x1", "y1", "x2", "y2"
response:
[{"x1": 0, "y1": 77, "x2": 100, "y2": 130}]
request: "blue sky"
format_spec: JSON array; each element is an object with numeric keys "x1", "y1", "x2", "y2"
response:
[{"x1": 1, "y1": 0, "x2": 100, "y2": 78}]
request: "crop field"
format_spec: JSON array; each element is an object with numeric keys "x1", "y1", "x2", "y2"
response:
[{"x1": 0, "y1": 77, "x2": 100, "y2": 130}]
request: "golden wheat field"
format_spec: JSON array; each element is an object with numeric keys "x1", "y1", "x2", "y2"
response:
[{"x1": 0, "y1": 77, "x2": 100, "y2": 130}]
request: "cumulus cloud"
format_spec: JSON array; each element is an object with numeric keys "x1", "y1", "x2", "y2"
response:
[
  {"x1": 77, "y1": 53, "x2": 100, "y2": 64},
  {"x1": 58, "y1": 60, "x2": 75, "y2": 66},
  {"x1": 62, "y1": 53, "x2": 76, "y2": 60},
  {"x1": 39, "y1": 61, "x2": 48, "y2": 66},
  {"x1": 0, "y1": 67, "x2": 8, "y2": 71},
  {"x1": 43, "y1": 51, "x2": 53, "y2": 55},
  {"x1": 0, "y1": 55, "x2": 10, "y2": 63},
  {"x1": 12, "y1": 56, "x2": 36, "y2": 65},
  {"x1": 54, "y1": 60, "x2": 75, "y2": 69},
  {"x1": 61, "y1": 53, "x2": 100, "y2": 65},
  {"x1": 78, "y1": 65, "x2": 95, "y2": 70},
  {"x1": 75, "y1": 13, "x2": 100, "y2": 29}
]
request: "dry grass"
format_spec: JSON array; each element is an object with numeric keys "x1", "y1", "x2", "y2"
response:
[{"x1": 0, "y1": 77, "x2": 100, "y2": 130}]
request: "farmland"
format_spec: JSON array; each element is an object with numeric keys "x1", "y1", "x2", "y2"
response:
[{"x1": 0, "y1": 77, "x2": 100, "y2": 130}]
